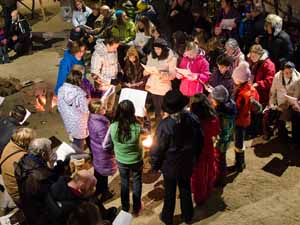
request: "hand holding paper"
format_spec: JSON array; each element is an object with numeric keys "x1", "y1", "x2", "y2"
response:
[{"x1": 141, "y1": 64, "x2": 159, "y2": 75}]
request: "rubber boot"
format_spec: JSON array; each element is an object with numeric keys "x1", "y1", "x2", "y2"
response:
[
  {"x1": 235, "y1": 151, "x2": 246, "y2": 173},
  {"x1": 215, "y1": 152, "x2": 227, "y2": 187}
]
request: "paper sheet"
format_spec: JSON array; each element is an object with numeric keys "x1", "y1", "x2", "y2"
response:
[
  {"x1": 141, "y1": 64, "x2": 159, "y2": 74},
  {"x1": 0, "y1": 97, "x2": 4, "y2": 106},
  {"x1": 220, "y1": 19, "x2": 235, "y2": 30},
  {"x1": 284, "y1": 94, "x2": 299, "y2": 106},
  {"x1": 56, "y1": 142, "x2": 76, "y2": 161},
  {"x1": 119, "y1": 88, "x2": 148, "y2": 117},
  {"x1": 176, "y1": 67, "x2": 191, "y2": 77},
  {"x1": 100, "y1": 85, "x2": 116, "y2": 103},
  {"x1": 19, "y1": 109, "x2": 31, "y2": 125},
  {"x1": 112, "y1": 210, "x2": 133, "y2": 225}
]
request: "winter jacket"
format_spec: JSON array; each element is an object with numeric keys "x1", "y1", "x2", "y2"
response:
[
  {"x1": 104, "y1": 122, "x2": 143, "y2": 165},
  {"x1": 287, "y1": 79, "x2": 300, "y2": 101},
  {"x1": 252, "y1": 13, "x2": 266, "y2": 43},
  {"x1": 150, "y1": 111, "x2": 204, "y2": 178},
  {"x1": 111, "y1": 19, "x2": 136, "y2": 43},
  {"x1": 0, "y1": 141, "x2": 27, "y2": 204},
  {"x1": 178, "y1": 50, "x2": 210, "y2": 96},
  {"x1": 14, "y1": 154, "x2": 59, "y2": 225},
  {"x1": 235, "y1": 82, "x2": 258, "y2": 127},
  {"x1": 88, "y1": 114, "x2": 117, "y2": 176},
  {"x1": 90, "y1": 40, "x2": 119, "y2": 89},
  {"x1": 72, "y1": 6, "x2": 92, "y2": 27},
  {"x1": 249, "y1": 51, "x2": 275, "y2": 106},
  {"x1": 58, "y1": 83, "x2": 89, "y2": 139},
  {"x1": 93, "y1": 11, "x2": 116, "y2": 38},
  {"x1": 0, "y1": 117, "x2": 20, "y2": 155},
  {"x1": 270, "y1": 70, "x2": 300, "y2": 108},
  {"x1": 55, "y1": 50, "x2": 85, "y2": 95},
  {"x1": 145, "y1": 49, "x2": 177, "y2": 96},
  {"x1": 209, "y1": 70, "x2": 234, "y2": 97},
  {"x1": 9, "y1": 15, "x2": 31, "y2": 43},
  {"x1": 261, "y1": 30, "x2": 294, "y2": 70}
]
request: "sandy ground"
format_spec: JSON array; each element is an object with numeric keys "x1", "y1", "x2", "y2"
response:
[{"x1": 1, "y1": 2, "x2": 300, "y2": 225}]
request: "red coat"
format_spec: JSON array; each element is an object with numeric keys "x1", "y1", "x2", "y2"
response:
[
  {"x1": 235, "y1": 82, "x2": 259, "y2": 127},
  {"x1": 250, "y1": 58, "x2": 275, "y2": 106}
]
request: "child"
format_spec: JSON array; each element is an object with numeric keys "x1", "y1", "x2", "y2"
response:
[
  {"x1": 232, "y1": 62, "x2": 259, "y2": 172},
  {"x1": 0, "y1": 19, "x2": 9, "y2": 64},
  {"x1": 123, "y1": 47, "x2": 146, "y2": 90},
  {"x1": 209, "y1": 54, "x2": 234, "y2": 96},
  {"x1": 190, "y1": 94, "x2": 220, "y2": 205},
  {"x1": 103, "y1": 100, "x2": 144, "y2": 216},
  {"x1": 88, "y1": 100, "x2": 116, "y2": 201},
  {"x1": 210, "y1": 85, "x2": 237, "y2": 185}
]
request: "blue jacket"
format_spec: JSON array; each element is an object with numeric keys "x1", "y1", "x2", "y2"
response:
[{"x1": 54, "y1": 50, "x2": 84, "y2": 95}]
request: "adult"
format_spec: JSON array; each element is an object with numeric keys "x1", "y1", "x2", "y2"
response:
[
  {"x1": 55, "y1": 40, "x2": 86, "y2": 95},
  {"x1": 8, "y1": 10, "x2": 32, "y2": 56},
  {"x1": 259, "y1": 14, "x2": 293, "y2": 70},
  {"x1": 0, "y1": 105, "x2": 26, "y2": 155},
  {"x1": 225, "y1": 38, "x2": 245, "y2": 70},
  {"x1": 85, "y1": 3, "x2": 100, "y2": 29},
  {"x1": 57, "y1": 69, "x2": 89, "y2": 151},
  {"x1": 133, "y1": 16, "x2": 155, "y2": 52},
  {"x1": 263, "y1": 62, "x2": 300, "y2": 140},
  {"x1": 191, "y1": 7, "x2": 212, "y2": 41},
  {"x1": 151, "y1": 90, "x2": 203, "y2": 225},
  {"x1": 215, "y1": 0, "x2": 240, "y2": 39},
  {"x1": 250, "y1": 3, "x2": 265, "y2": 46},
  {"x1": 92, "y1": 5, "x2": 116, "y2": 39},
  {"x1": 15, "y1": 138, "x2": 59, "y2": 225},
  {"x1": 168, "y1": 0, "x2": 194, "y2": 34},
  {"x1": 90, "y1": 36, "x2": 120, "y2": 114},
  {"x1": 72, "y1": 0, "x2": 92, "y2": 29},
  {"x1": 1, "y1": 0, "x2": 17, "y2": 35},
  {"x1": 46, "y1": 170, "x2": 117, "y2": 225},
  {"x1": 135, "y1": 0, "x2": 158, "y2": 26},
  {"x1": 0, "y1": 128, "x2": 36, "y2": 205},
  {"x1": 144, "y1": 38, "x2": 177, "y2": 122},
  {"x1": 177, "y1": 41, "x2": 210, "y2": 97}
]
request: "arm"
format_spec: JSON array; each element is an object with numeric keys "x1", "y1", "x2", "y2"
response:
[
  {"x1": 90, "y1": 51, "x2": 103, "y2": 79},
  {"x1": 159, "y1": 54, "x2": 177, "y2": 81},
  {"x1": 124, "y1": 21, "x2": 136, "y2": 43},
  {"x1": 269, "y1": 75, "x2": 277, "y2": 106},
  {"x1": 194, "y1": 59, "x2": 210, "y2": 83},
  {"x1": 72, "y1": 11, "x2": 80, "y2": 27},
  {"x1": 255, "y1": 61, "x2": 275, "y2": 92},
  {"x1": 102, "y1": 127, "x2": 114, "y2": 151},
  {"x1": 18, "y1": 20, "x2": 31, "y2": 42}
]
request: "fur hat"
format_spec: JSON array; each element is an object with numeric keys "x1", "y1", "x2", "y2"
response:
[
  {"x1": 153, "y1": 38, "x2": 168, "y2": 49},
  {"x1": 265, "y1": 14, "x2": 282, "y2": 36},
  {"x1": 162, "y1": 90, "x2": 189, "y2": 114},
  {"x1": 211, "y1": 85, "x2": 229, "y2": 103},
  {"x1": 232, "y1": 61, "x2": 251, "y2": 83}
]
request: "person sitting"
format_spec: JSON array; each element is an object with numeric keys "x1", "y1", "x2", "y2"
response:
[
  {"x1": 0, "y1": 105, "x2": 26, "y2": 155},
  {"x1": 72, "y1": 0, "x2": 92, "y2": 29},
  {"x1": 46, "y1": 170, "x2": 117, "y2": 225},
  {"x1": 8, "y1": 10, "x2": 32, "y2": 57},
  {"x1": 0, "y1": 18, "x2": 9, "y2": 64},
  {"x1": 0, "y1": 128, "x2": 36, "y2": 205},
  {"x1": 14, "y1": 138, "x2": 61, "y2": 225},
  {"x1": 112, "y1": 10, "x2": 136, "y2": 44}
]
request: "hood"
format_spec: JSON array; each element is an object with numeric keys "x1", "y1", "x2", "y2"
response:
[
  {"x1": 265, "y1": 14, "x2": 282, "y2": 36},
  {"x1": 259, "y1": 49, "x2": 269, "y2": 61},
  {"x1": 60, "y1": 83, "x2": 86, "y2": 107},
  {"x1": 63, "y1": 50, "x2": 82, "y2": 64},
  {"x1": 89, "y1": 113, "x2": 110, "y2": 124},
  {"x1": 94, "y1": 40, "x2": 108, "y2": 56}
]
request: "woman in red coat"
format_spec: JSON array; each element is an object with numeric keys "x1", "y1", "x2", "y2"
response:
[{"x1": 190, "y1": 94, "x2": 220, "y2": 206}]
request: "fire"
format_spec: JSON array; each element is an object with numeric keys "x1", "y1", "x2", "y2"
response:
[
  {"x1": 35, "y1": 95, "x2": 57, "y2": 112},
  {"x1": 142, "y1": 135, "x2": 153, "y2": 149}
]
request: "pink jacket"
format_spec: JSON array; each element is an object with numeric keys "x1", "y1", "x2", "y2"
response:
[{"x1": 178, "y1": 53, "x2": 210, "y2": 96}]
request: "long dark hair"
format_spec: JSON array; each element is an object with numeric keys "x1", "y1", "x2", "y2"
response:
[
  {"x1": 191, "y1": 94, "x2": 217, "y2": 120},
  {"x1": 151, "y1": 45, "x2": 169, "y2": 60},
  {"x1": 136, "y1": 16, "x2": 151, "y2": 36},
  {"x1": 114, "y1": 100, "x2": 137, "y2": 143}
]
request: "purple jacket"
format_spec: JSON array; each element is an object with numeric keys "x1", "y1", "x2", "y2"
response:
[{"x1": 88, "y1": 113, "x2": 117, "y2": 176}]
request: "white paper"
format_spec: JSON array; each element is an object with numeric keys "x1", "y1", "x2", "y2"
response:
[
  {"x1": 100, "y1": 85, "x2": 116, "y2": 103},
  {"x1": 119, "y1": 88, "x2": 147, "y2": 117},
  {"x1": 56, "y1": 142, "x2": 76, "y2": 161},
  {"x1": 19, "y1": 109, "x2": 31, "y2": 125},
  {"x1": 284, "y1": 94, "x2": 299, "y2": 106},
  {"x1": 220, "y1": 19, "x2": 235, "y2": 30},
  {"x1": 176, "y1": 67, "x2": 191, "y2": 77},
  {"x1": 141, "y1": 64, "x2": 159, "y2": 74},
  {"x1": 0, "y1": 97, "x2": 4, "y2": 106},
  {"x1": 112, "y1": 210, "x2": 132, "y2": 225}
]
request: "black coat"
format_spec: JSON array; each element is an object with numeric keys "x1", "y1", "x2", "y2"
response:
[
  {"x1": 150, "y1": 111, "x2": 204, "y2": 178},
  {"x1": 9, "y1": 16, "x2": 31, "y2": 43},
  {"x1": 168, "y1": 4, "x2": 194, "y2": 34},
  {"x1": 0, "y1": 116, "x2": 19, "y2": 155}
]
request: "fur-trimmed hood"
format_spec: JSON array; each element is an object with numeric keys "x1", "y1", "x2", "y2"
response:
[{"x1": 265, "y1": 14, "x2": 282, "y2": 36}]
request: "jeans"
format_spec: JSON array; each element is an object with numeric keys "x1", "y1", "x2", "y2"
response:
[
  {"x1": 161, "y1": 176, "x2": 194, "y2": 224},
  {"x1": 94, "y1": 170, "x2": 108, "y2": 195},
  {"x1": 235, "y1": 126, "x2": 246, "y2": 150},
  {"x1": 117, "y1": 161, "x2": 143, "y2": 212}
]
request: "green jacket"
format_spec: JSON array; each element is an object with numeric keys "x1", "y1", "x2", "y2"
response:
[
  {"x1": 110, "y1": 122, "x2": 142, "y2": 164},
  {"x1": 111, "y1": 19, "x2": 136, "y2": 43}
]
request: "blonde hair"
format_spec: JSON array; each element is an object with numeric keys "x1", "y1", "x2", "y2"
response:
[
  {"x1": 88, "y1": 99, "x2": 105, "y2": 114},
  {"x1": 11, "y1": 128, "x2": 36, "y2": 150}
]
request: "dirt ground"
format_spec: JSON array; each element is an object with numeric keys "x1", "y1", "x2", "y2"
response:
[{"x1": 1, "y1": 2, "x2": 300, "y2": 225}]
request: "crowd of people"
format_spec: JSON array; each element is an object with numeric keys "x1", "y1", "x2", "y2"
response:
[{"x1": 0, "y1": 0, "x2": 300, "y2": 224}]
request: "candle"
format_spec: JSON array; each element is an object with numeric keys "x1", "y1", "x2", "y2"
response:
[{"x1": 142, "y1": 135, "x2": 153, "y2": 149}]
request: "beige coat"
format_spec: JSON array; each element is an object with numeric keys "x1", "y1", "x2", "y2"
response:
[
  {"x1": 0, "y1": 141, "x2": 27, "y2": 204},
  {"x1": 145, "y1": 49, "x2": 177, "y2": 96}
]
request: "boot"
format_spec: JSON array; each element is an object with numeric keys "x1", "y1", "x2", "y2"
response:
[
  {"x1": 235, "y1": 151, "x2": 246, "y2": 173},
  {"x1": 215, "y1": 152, "x2": 227, "y2": 187}
]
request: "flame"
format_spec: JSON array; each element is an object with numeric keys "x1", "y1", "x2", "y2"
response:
[
  {"x1": 142, "y1": 135, "x2": 153, "y2": 149},
  {"x1": 35, "y1": 95, "x2": 57, "y2": 112}
]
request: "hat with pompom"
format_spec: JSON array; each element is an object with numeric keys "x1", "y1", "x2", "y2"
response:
[{"x1": 232, "y1": 61, "x2": 251, "y2": 83}]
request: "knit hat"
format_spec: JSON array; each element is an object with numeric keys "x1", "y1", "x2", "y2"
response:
[
  {"x1": 153, "y1": 38, "x2": 168, "y2": 49},
  {"x1": 115, "y1": 9, "x2": 125, "y2": 17},
  {"x1": 162, "y1": 90, "x2": 189, "y2": 114},
  {"x1": 211, "y1": 85, "x2": 229, "y2": 103},
  {"x1": 125, "y1": 46, "x2": 139, "y2": 59},
  {"x1": 136, "y1": 0, "x2": 149, "y2": 13},
  {"x1": 232, "y1": 61, "x2": 251, "y2": 83}
]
